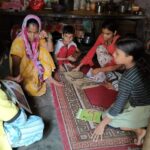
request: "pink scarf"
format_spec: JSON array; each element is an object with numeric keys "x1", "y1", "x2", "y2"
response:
[{"x1": 19, "y1": 14, "x2": 44, "y2": 82}]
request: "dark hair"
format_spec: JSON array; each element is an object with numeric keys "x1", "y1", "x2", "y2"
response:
[
  {"x1": 26, "y1": 19, "x2": 39, "y2": 29},
  {"x1": 62, "y1": 25, "x2": 75, "y2": 34},
  {"x1": 116, "y1": 37, "x2": 144, "y2": 61},
  {"x1": 102, "y1": 20, "x2": 117, "y2": 33}
]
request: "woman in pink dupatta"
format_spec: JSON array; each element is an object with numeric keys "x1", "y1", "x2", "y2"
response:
[{"x1": 10, "y1": 14, "x2": 62, "y2": 96}]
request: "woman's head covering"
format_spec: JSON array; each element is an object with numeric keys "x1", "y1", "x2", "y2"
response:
[
  {"x1": 20, "y1": 14, "x2": 45, "y2": 82},
  {"x1": 21, "y1": 14, "x2": 41, "y2": 32},
  {"x1": 19, "y1": 14, "x2": 42, "y2": 59}
]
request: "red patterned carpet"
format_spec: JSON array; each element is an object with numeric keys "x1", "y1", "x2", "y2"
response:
[{"x1": 51, "y1": 72, "x2": 141, "y2": 150}]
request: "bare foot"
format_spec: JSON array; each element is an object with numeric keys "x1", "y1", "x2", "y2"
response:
[
  {"x1": 6, "y1": 75, "x2": 23, "y2": 83},
  {"x1": 134, "y1": 128, "x2": 146, "y2": 145}
]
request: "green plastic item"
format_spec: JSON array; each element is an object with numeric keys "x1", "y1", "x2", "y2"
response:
[{"x1": 76, "y1": 108, "x2": 102, "y2": 123}]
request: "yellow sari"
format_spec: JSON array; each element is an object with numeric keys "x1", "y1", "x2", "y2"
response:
[
  {"x1": 10, "y1": 37, "x2": 56, "y2": 96},
  {"x1": 0, "y1": 89, "x2": 18, "y2": 150}
]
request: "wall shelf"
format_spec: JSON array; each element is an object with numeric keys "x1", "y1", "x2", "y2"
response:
[
  {"x1": 0, "y1": 9, "x2": 147, "y2": 50},
  {"x1": 0, "y1": 9, "x2": 146, "y2": 20}
]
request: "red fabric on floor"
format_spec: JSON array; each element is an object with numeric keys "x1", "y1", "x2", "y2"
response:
[
  {"x1": 80, "y1": 65, "x2": 90, "y2": 74},
  {"x1": 80, "y1": 64, "x2": 100, "y2": 74},
  {"x1": 84, "y1": 85, "x2": 118, "y2": 109}
]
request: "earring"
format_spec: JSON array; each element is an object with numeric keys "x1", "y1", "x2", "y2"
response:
[{"x1": 114, "y1": 30, "x2": 117, "y2": 36}]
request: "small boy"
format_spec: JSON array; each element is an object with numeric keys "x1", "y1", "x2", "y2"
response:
[{"x1": 54, "y1": 25, "x2": 80, "y2": 71}]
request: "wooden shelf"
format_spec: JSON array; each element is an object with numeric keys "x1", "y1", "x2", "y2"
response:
[
  {"x1": 0, "y1": 9, "x2": 146, "y2": 20},
  {"x1": 0, "y1": 9, "x2": 147, "y2": 44}
]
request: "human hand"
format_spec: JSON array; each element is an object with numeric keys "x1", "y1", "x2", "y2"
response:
[
  {"x1": 92, "y1": 68, "x2": 100, "y2": 75},
  {"x1": 66, "y1": 63, "x2": 75, "y2": 68},
  {"x1": 91, "y1": 123, "x2": 105, "y2": 142},
  {"x1": 39, "y1": 30, "x2": 48, "y2": 39},
  {"x1": 72, "y1": 65, "x2": 80, "y2": 72},
  {"x1": 67, "y1": 56, "x2": 76, "y2": 62},
  {"x1": 118, "y1": 64, "x2": 125, "y2": 71},
  {"x1": 102, "y1": 81, "x2": 114, "y2": 90},
  {"x1": 14, "y1": 75, "x2": 23, "y2": 83}
]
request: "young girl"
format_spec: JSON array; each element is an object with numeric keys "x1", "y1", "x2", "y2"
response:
[
  {"x1": 73, "y1": 20, "x2": 122, "y2": 74},
  {"x1": 91, "y1": 37, "x2": 150, "y2": 145}
]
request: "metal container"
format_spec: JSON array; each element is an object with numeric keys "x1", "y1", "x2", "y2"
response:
[
  {"x1": 119, "y1": 4, "x2": 126, "y2": 13},
  {"x1": 97, "y1": 2, "x2": 102, "y2": 14}
]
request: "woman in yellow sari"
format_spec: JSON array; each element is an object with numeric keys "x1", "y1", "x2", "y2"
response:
[{"x1": 10, "y1": 14, "x2": 62, "y2": 96}]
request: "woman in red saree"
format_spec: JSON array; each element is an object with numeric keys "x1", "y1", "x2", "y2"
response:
[{"x1": 73, "y1": 20, "x2": 122, "y2": 75}]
